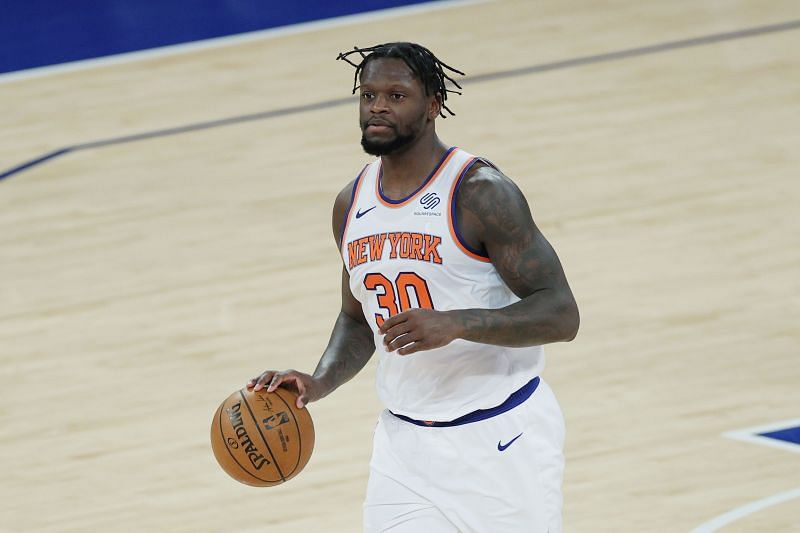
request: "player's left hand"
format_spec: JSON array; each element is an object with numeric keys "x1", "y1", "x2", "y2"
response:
[{"x1": 379, "y1": 308, "x2": 461, "y2": 355}]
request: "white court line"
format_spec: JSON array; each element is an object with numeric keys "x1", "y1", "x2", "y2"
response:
[
  {"x1": 723, "y1": 418, "x2": 800, "y2": 455},
  {"x1": 691, "y1": 419, "x2": 800, "y2": 531},
  {"x1": 690, "y1": 487, "x2": 800, "y2": 533},
  {"x1": 0, "y1": 0, "x2": 490, "y2": 85}
]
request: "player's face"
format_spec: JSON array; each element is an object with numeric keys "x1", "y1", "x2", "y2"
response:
[{"x1": 358, "y1": 57, "x2": 437, "y2": 156}]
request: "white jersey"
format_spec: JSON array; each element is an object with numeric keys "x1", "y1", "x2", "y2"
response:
[{"x1": 341, "y1": 147, "x2": 545, "y2": 421}]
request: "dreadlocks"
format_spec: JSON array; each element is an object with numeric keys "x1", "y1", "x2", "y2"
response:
[{"x1": 336, "y1": 42, "x2": 465, "y2": 118}]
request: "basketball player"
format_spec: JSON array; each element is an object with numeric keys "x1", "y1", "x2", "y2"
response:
[{"x1": 248, "y1": 42, "x2": 579, "y2": 533}]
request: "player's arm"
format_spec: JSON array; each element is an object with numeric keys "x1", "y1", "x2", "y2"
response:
[
  {"x1": 248, "y1": 180, "x2": 375, "y2": 406},
  {"x1": 313, "y1": 180, "x2": 376, "y2": 394},
  {"x1": 447, "y1": 164, "x2": 579, "y2": 346},
  {"x1": 380, "y1": 164, "x2": 579, "y2": 354},
  {"x1": 308, "y1": 267, "x2": 375, "y2": 392}
]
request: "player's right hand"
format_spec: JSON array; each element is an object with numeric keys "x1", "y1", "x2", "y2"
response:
[{"x1": 246, "y1": 369, "x2": 324, "y2": 409}]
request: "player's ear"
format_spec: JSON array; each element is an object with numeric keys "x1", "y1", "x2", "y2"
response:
[{"x1": 428, "y1": 93, "x2": 442, "y2": 120}]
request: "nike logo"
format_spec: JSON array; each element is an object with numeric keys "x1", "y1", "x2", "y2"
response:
[
  {"x1": 355, "y1": 206, "x2": 377, "y2": 219},
  {"x1": 497, "y1": 433, "x2": 523, "y2": 452}
]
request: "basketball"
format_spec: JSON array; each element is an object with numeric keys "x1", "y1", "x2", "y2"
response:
[{"x1": 210, "y1": 386, "x2": 315, "y2": 487}]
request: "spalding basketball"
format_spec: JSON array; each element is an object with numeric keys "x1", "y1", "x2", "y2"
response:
[{"x1": 210, "y1": 387, "x2": 314, "y2": 487}]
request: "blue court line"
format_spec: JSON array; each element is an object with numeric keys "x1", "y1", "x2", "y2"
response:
[
  {"x1": 0, "y1": 0, "x2": 436, "y2": 74},
  {"x1": 78, "y1": 97, "x2": 355, "y2": 150},
  {"x1": 2, "y1": 18, "x2": 799, "y2": 182},
  {"x1": 2, "y1": 148, "x2": 76, "y2": 179},
  {"x1": 759, "y1": 426, "x2": 800, "y2": 446}
]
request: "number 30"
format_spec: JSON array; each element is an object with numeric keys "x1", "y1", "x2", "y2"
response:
[{"x1": 363, "y1": 272, "x2": 434, "y2": 327}]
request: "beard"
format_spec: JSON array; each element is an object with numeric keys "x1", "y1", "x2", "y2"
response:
[
  {"x1": 360, "y1": 108, "x2": 427, "y2": 156},
  {"x1": 360, "y1": 129, "x2": 417, "y2": 156}
]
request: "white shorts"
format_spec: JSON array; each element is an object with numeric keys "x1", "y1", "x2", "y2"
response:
[{"x1": 363, "y1": 379, "x2": 565, "y2": 533}]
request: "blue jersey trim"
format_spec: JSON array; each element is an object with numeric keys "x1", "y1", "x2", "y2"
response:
[
  {"x1": 449, "y1": 157, "x2": 494, "y2": 259},
  {"x1": 377, "y1": 146, "x2": 456, "y2": 204},
  {"x1": 339, "y1": 164, "x2": 369, "y2": 245},
  {"x1": 390, "y1": 376, "x2": 540, "y2": 427}
]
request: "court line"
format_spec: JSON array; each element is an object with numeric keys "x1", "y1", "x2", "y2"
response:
[
  {"x1": 463, "y1": 19, "x2": 800, "y2": 84},
  {"x1": 2, "y1": 18, "x2": 799, "y2": 182},
  {"x1": 723, "y1": 418, "x2": 800, "y2": 455},
  {"x1": 0, "y1": 0, "x2": 490, "y2": 85},
  {"x1": 690, "y1": 487, "x2": 800, "y2": 533}
]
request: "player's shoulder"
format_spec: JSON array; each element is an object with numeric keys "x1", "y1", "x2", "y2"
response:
[
  {"x1": 334, "y1": 162, "x2": 372, "y2": 211},
  {"x1": 463, "y1": 159, "x2": 508, "y2": 185},
  {"x1": 332, "y1": 179, "x2": 356, "y2": 245},
  {"x1": 458, "y1": 158, "x2": 527, "y2": 210},
  {"x1": 334, "y1": 178, "x2": 357, "y2": 212},
  {"x1": 332, "y1": 164, "x2": 372, "y2": 245}
]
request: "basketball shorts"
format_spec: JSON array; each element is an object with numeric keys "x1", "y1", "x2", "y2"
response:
[{"x1": 363, "y1": 378, "x2": 565, "y2": 533}]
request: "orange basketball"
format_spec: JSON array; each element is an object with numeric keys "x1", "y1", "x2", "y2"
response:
[{"x1": 210, "y1": 387, "x2": 314, "y2": 487}]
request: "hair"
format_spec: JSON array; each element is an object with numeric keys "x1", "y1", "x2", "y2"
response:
[{"x1": 336, "y1": 42, "x2": 465, "y2": 118}]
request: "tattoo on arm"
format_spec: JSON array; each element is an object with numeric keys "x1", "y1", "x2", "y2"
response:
[
  {"x1": 315, "y1": 183, "x2": 375, "y2": 396},
  {"x1": 454, "y1": 166, "x2": 579, "y2": 346},
  {"x1": 312, "y1": 310, "x2": 375, "y2": 395}
]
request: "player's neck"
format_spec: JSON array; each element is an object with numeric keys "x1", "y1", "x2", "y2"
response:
[{"x1": 379, "y1": 134, "x2": 449, "y2": 199}]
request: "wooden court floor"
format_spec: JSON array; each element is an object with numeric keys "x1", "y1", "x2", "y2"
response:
[{"x1": 1, "y1": 1, "x2": 798, "y2": 531}]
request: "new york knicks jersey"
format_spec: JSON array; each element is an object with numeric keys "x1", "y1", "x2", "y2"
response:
[{"x1": 340, "y1": 147, "x2": 545, "y2": 421}]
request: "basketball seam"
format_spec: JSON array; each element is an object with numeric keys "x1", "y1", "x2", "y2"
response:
[
  {"x1": 216, "y1": 402, "x2": 279, "y2": 484},
  {"x1": 271, "y1": 388, "x2": 303, "y2": 476},
  {"x1": 239, "y1": 389, "x2": 286, "y2": 482}
]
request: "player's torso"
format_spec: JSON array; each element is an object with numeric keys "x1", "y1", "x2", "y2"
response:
[{"x1": 340, "y1": 147, "x2": 544, "y2": 420}]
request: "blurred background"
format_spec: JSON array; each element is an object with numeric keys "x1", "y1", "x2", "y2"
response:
[
  {"x1": 0, "y1": 1, "x2": 440, "y2": 74},
  {"x1": 1, "y1": 1, "x2": 798, "y2": 531}
]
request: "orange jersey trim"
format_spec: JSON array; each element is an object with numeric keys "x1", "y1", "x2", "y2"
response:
[
  {"x1": 339, "y1": 164, "x2": 370, "y2": 260},
  {"x1": 375, "y1": 147, "x2": 459, "y2": 208},
  {"x1": 448, "y1": 157, "x2": 492, "y2": 263}
]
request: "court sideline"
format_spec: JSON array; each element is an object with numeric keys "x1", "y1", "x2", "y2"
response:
[{"x1": 1, "y1": 1, "x2": 798, "y2": 531}]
